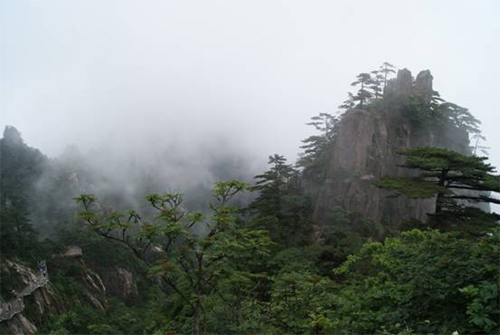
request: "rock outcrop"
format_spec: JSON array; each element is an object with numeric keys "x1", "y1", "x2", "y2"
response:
[
  {"x1": 3, "y1": 126, "x2": 24, "y2": 146},
  {"x1": 4, "y1": 314, "x2": 37, "y2": 335},
  {"x1": 0, "y1": 260, "x2": 64, "y2": 335},
  {"x1": 53, "y1": 248, "x2": 108, "y2": 312},
  {"x1": 60, "y1": 245, "x2": 83, "y2": 258},
  {"x1": 311, "y1": 69, "x2": 471, "y2": 241},
  {"x1": 414, "y1": 70, "x2": 434, "y2": 103},
  {"x1": 0, "y1": 251, "x2": 108, "y2": 334},
  {"x1": 101, "y1": 268, "x2": 138, "y2": 301}
]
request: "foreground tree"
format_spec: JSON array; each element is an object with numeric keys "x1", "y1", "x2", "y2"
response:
[
  {"x1": 241, "y1": 228, "x2": 500, "y2": 334},
  {"x1": 75, "y1": 181, "x2": 273, "y2": 334},
  {"x1": 375, "y1": 147, "x2": 500, "y2": 232}
]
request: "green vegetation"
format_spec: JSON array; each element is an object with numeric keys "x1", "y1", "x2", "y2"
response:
[
  {"x1": 75, "y1": 181, "x2": 273, "y2": 334},
  {"x1": 1, "y1": 66, "x2": 499, "y2": 334},
  {"x1": 67, "y1": 149, "x2": 499, "y2": 333},
  {"x1": 249, "y1": 155, "x2": 312, "y2": 247},
  {"x1": 351, "y1": 72, "x2": 374, "y2": 107},
  {"x1": 297, "y1": 113, "x2": 338, "y2": 185},
  {"x1": 375, "y1": 147, "x2": 500, "y2": 232},
  {"x1": 342, "y1": 62, "x2": 396, "y2": 110},
  {"x1": 332, "y1": 228, "x2": 500, "y2": 334},
  {"x1": 0, "y1": 126, "x2": 46, "y2": 260}
]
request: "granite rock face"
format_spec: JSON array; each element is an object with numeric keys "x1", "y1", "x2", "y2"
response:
[
  {"x1": 1, "y1": 253, "x2": 108, "y2": 334},
  {"x1": 0, "y1": 260, "x2": 65, "y2": 335},
  {"x1": 311, "y1": 69, "x2": 470, "y2": 241},
  {"x1": 414, "y1": 70, "x2": 434, "y2": 103},
  {"x1": 385, "y1": 68, "x2": 413, "y2": 98},
  {"x1": 312, "y1": 109, "x2": 436, "y2": 239},
  {"x1": 4, "y1": 314, "x2": 38, "y2": 335},
  {"x1": 3, "y1": 126, "x2": 24, "y2": 146}
]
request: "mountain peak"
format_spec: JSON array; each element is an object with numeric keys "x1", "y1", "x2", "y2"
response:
[{"x1": 3, "y1": 126, "x2": 24, "y2": 146}]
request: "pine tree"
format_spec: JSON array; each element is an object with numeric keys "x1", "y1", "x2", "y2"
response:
[
  {"x1": 379, "y1": 62, "x2": 396, "y2": 91},
  {"x1": 297, "y1": 113, "x2": 338, "y2": 182},
  {"x1": 439, "y1": 102, "x2": 482, "y2": 135},
  {"x1": 250, "y1": 155, "x2": 298, "y2": 220},
  {"x1": 304, "y1": 112, "x2": 337, "y2": 143},
  {"x1": 339, "y1": 92, "x2": 355, "y2": 111},
  {"x1": 351, "y1": 73, "x2": 373, "y2": 107},
  {"x1": 249, "y1": 155, "x2": 311, "y2": 246},
  {"x1": 369, "y1": 70, "x2": 384, "y2": 99},
  {"x1": 375, "y1": 147, "x2": 500, "y2": 232}
]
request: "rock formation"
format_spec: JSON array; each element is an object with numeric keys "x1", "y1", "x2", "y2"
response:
[
  {"x1": 0, "y1": 260, "x2": 64, "y2": 335},
  {"x1": 60, "y1": 245, "x2": 83, "y2": 258},
  {"x1": 311, "y1": 69, "x2": 472, "y2": 241},
  {"x1": 3, "y1": 126, "x2": 24, "y2": 146},
  {"x1": 414, "y1": 70, "x2": 434, "y2": 103},
  {"x1": 101, "y1": 268, "x2": 138, "y2": 301},
  {"x1": 1, "y1": 251, "x2": 108, "y2": 334}
]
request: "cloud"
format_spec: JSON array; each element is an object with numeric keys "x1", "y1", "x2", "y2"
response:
[{"x1": 1, "y1": 0, "x2": 499, "y2": 213}]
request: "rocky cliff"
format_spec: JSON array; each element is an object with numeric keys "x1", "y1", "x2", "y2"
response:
[
  {"x1": 0, "y1": 260, "x2": 60, "y2": 335},
  {"x1": 0, "y1": 248, "x2": 108, "y2": 335},
  {"x1": 311, "y1": 69, "x2": 473, "y2": 241},
  {"x1": 101, "y1": 267, "x2": 138, "y2": 302}
]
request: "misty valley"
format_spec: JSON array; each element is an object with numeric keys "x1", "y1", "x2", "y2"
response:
[{"x1": 1, "y1": 64, "x2": 499, "y2": 335}]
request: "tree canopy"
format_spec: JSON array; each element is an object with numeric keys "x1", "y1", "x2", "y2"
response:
[
  {"x1": 375, "y1": 147, "x2": 500, "y2": 232},
  {"x1": 75, "y1": 181, "x2": 273, "y2": 334},
  {"x1": 249, "y1": 155, "x2": 312, "y2": 247}
]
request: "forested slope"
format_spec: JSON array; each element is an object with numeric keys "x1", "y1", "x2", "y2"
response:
[{"x1": 1, "y1": 65, "x2": 499, "y2": 334}]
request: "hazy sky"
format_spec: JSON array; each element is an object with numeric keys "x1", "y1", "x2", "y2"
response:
[{"x1": 1, "y1": 0, "x2": 499, "y2": 170}]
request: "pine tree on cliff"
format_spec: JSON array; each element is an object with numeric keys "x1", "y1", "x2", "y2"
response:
[
  {"x1": 303, "y1": 112, "x2": 337, "y2": 144},
  {"x1": 438, "y1": 102, "x2": 482, "y2": 135},
  {"x1": 339, "y1": 92, "x2": 355, "y2": 111},
  {"x1": 471, "y1": 133, "x2": 489, "y2": 156},
  {"x1": 406, "y1": 92, "x2": 482, "y2": 139},
  {"x1": 298, "y1": 113, "x2": 338, "y2": 182},
  {"x1": 369, "y1": 70, "x2": 384, "y2": 99},
  {"x1": 351, "y1": 73, "x2": 373, "y2": 107},
  {"x1": 379, "y1": 62, "x2": 396, "y2": 90},
  {"x1": 374, "y1": 147, "x2": 500, "y2": 233}
]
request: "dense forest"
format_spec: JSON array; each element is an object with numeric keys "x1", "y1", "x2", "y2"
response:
[{"x1": 1, "y1": 65, "x2": 499, "y2": 335}]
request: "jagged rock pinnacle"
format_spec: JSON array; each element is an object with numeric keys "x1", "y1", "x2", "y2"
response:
[
  {"x1": 384, "y1": 68, "x2": 434, "y2": 102},
  {"x1": 414, "y1": 70, "x2": 434, "y2": 103},
  {"x1": 385, "y1": 68, "x2": 413, "y2": 98},
  {"x1": 395, "y1": 68, "x2": 413, "y2": 97},
  {"x1": 3, "y1": 126, "x2": 24, "y2": 145}
]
